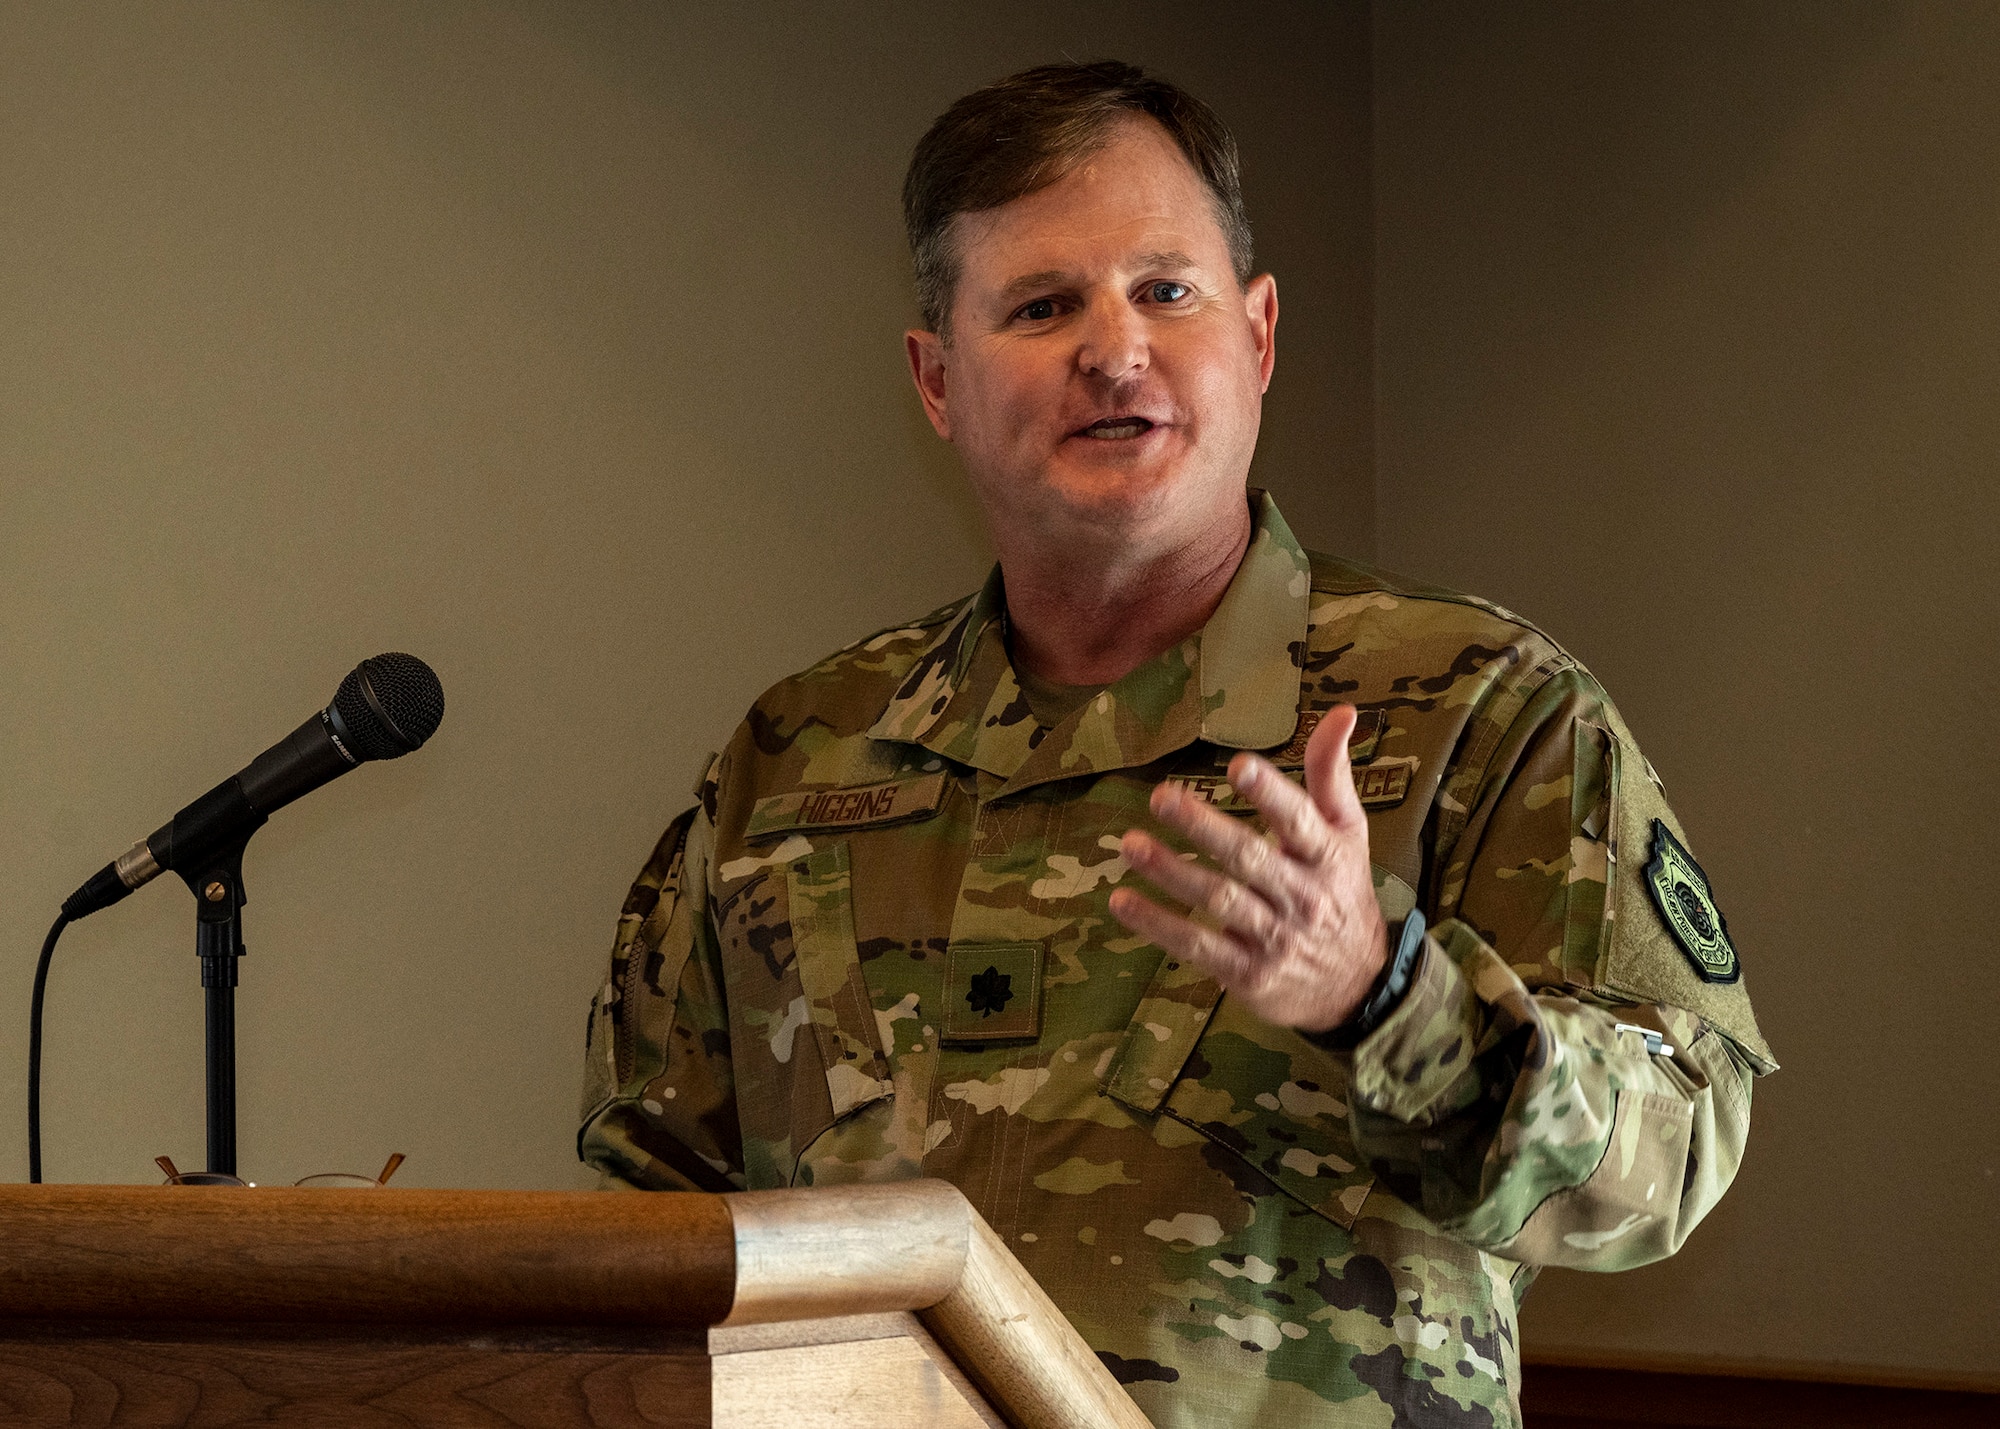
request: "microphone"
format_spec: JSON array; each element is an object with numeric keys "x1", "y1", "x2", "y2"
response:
[{"x1": 60, "y1": 653, "x2": 445, "y2": 921}]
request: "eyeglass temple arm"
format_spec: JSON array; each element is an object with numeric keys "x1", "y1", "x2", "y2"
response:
[{"x1": 153, "y1": 1152, "x2": 404, "y2": 1185}]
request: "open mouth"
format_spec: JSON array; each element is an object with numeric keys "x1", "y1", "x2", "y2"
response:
[{"x1": 1077, "y1": 416, "x2": 1156, "y2": 440}]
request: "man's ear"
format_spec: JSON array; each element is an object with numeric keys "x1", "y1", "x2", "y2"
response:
[
  {"x1": 1244, "y1": 273, "x2": 1278, "y2": 394},
  {"x1": 905, "y1": 329, "x2": 953, "y2": 441}
]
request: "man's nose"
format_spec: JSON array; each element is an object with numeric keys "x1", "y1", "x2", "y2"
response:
[{"x1": 1076, "y1": 296, "x2": 1149, "y2": 381}]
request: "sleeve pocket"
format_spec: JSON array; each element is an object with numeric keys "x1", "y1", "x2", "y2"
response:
[{"x1": 1495, "y1": 1088, "x2": 1693, "y2": 1270}]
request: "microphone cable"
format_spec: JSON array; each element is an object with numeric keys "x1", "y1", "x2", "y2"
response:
[{"x1": 27, "y1": 911, "x2": 72, "y2": 1184}]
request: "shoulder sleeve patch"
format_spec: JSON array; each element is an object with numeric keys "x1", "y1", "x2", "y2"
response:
[
  {"x1": 1643, "y1": 819, "x2": 1739, "y2": 983},
  {"x1": 1595, "y1": 714, "x2": 1776, "y2": 1073}
]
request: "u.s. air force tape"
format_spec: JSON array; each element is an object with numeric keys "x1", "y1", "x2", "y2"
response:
[{"x1": 1643, "y1": 819, "x2": 1739, "y2": 984}]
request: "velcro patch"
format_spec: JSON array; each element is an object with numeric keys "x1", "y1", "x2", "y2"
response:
[
  {"x1": 941, "y1": 941, "x2": 1043, "y2": 1043},
  {"x1": 1163, "y1": 754, "x2": 1415, "y2": 815},
  {"x1": 1353, "y1": 757, "x2": 1414, "y2": 809},
  {"x1": 747, "y1": 773, "x2": 947, "y2": 842},
  {"x1": 1163, "y1": 773, "x2": 1255, "y2": 813},
  {"x1": 1643, "y1": 819, "x2": 1739, "y2": 983},
  {"x1": 1273, "y1": 707, "x2": 1384, "y2": 768}
]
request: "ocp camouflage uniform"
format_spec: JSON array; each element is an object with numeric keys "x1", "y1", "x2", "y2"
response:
[{"x1": 579, "y1": 492, "x2": 1775, "y2": 1428}]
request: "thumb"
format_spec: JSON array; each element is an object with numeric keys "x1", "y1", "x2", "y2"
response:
[{"x1": 1302, "y1": 704, "x2": 1366, "y2": 832}]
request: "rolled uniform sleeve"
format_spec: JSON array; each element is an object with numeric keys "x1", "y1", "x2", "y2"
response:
[
  {"x1": 1346, "y1": 666, "x2": 1774, "y2": 1272},
  {"x1": 579, "y1": 760, "x2": 747, "y2": 1193}
]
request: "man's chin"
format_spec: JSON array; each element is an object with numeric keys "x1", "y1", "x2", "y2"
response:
[
  {"x1": 1039, "y1": 443, "x2": 1196, "y2": 512},
  {"x1": 1037, "y1": 466, "x2": 1183, "y2": 528}
]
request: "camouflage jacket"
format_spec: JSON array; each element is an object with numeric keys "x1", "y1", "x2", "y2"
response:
[{"x1": 580, "y1": 492, "x2": 1775, "y2": 1428}]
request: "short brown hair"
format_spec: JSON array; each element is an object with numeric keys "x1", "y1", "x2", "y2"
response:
[{"x1": 903, "y1": 60, "x2": 1254, "y2": 336}]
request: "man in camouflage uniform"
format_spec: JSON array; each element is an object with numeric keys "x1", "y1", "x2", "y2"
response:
[{"x1": 580, "y1": 62, "x2": 1773, "y2": 1427}]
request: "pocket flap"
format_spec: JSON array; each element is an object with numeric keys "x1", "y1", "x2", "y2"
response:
[
  {"x1": 1104, "y1": 927, "x2": 1388, "y2": 1230},
  {"x1": 1100, "y1": 957, "x2": 1223, "y2": 1111},
  {"x1": 785, "y1": 843, "x2": 894, "y2": 1119},
  {"x1": 1161, "y1": 998, "x2": 1376, "y2": 1228}
]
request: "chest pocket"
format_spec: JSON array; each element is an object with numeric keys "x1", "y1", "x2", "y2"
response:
[
  {"x1": 722, "y1": 774, "x2": 956, "y2": 1187},
  {"x1": 786, "y1": 843, "x2": 895, "y2": 1120},
  {"x1": 1098, "y1": 865, "x2": 1419, "y2": 1230},
  {"x1": 714, "y1": 837, "x2": 894, "y2": 1188}
]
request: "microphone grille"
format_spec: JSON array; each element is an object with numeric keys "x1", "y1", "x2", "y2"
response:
[{"x1": 331, "y1": 653, "x2": 445, "y2": 761}]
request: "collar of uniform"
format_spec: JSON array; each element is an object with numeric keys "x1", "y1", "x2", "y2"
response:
[
  {"x1": 865, "y1": 564, "x2": 1013, "y2": 761},
  {"x1": 1198, "y1": 490, "x2": 1313, "y2": 751},
  {"x1": 865, "y1": 491, "x2": 1309, "y2": 784}
]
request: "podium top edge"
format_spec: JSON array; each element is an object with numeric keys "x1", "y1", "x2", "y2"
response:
[{"x1": 0, "y1": 1181, "x2": 979, "y2": 1331}]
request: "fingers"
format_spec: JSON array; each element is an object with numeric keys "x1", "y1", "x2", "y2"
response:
[
  {"x1": 1301, "y1": 703, "x2": 1367, "y2": 832},
  {"x1": 1108, "y1": 886, "x2": 1258, "y2": 987},
  {"x1": 1110, "y1": 708, "x2": 1384, "y2": 1030},
  {"x1": 1224, "y1": 752, "x2": 1335, "y2": 861},
  {"x1": 1147, "y1": 779, "x2": 1313, "y2": 908},
  {"x1": 1119, "y1": 829, "x2": 1280, "y2": 942}
]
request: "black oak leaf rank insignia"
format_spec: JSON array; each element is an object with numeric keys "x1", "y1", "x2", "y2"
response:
[{"x1": 965, "y1": 965, "x2": 1014, "y2": 1017}]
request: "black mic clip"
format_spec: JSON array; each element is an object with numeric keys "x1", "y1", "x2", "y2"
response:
[{"x1": 182, "y1": 835, "x2": 252, "y2": 937}]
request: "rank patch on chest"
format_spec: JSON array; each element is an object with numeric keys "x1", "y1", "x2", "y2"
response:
[
  {"x1": 1643, "y1": 819, "x2": 1739, "y2": 983},
  {"x1": 941, "y1": 941, "x2": 1043, "y2": 1043},
  {"x1": 746, "y1": 773, "x2": 948, "y2": 841}
]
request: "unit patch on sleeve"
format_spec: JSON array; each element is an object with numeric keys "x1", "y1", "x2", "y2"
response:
[{"x1": 1643, "y1": 819, "x2": 1739, "y2": 984}]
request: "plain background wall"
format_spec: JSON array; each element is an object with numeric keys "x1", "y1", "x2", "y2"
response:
[
  {"x1": 0, "y1": 1, "x2": 1370, "y2": 1192},
  {"x1": 1375, "y1": 0, "x2": 1998, "y2": 1382}
]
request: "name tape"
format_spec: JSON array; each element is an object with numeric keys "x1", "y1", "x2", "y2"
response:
[
  {"x1": 1165, "y1": 756, "x2": 1415, "y2": 814},
  {"x1": 747, "y1": 773, "x2": 948, "y2": 841}
]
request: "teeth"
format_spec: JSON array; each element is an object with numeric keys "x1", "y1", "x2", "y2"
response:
[{"x1": 1085, "y1": 421, "x2": 1149, "y2": 439}]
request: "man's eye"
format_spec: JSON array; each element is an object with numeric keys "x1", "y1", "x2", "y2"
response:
[
  {"x1": 1148, "y1": 281, "x2": 1190, "y2": 304},
  {"x1": 1017, "y1": 298, "x2": 1058, "y2": 321}
]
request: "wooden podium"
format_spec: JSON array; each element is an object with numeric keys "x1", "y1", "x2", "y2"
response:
[{"x1": 0, "y1": 1179, "x2": 1151, "y2": 1428}]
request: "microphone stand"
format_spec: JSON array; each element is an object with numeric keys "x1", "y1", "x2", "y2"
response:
[{"x1": 177, "y1": 837, "x2": 250, "y2": 1177}]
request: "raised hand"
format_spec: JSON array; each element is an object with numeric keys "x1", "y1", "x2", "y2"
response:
[{"x1": 1109, "y1": 704, "x2": 1388, "y2": 1033}]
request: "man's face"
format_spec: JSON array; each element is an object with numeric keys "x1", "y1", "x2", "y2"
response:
[{"x1": 907, "y1": 117, "x2": 1277, "y2": 549}]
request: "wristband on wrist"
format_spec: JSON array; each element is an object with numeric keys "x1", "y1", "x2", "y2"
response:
[{"x1": 1302, "y1": 908, "x2": 1427, "y2": 1051}]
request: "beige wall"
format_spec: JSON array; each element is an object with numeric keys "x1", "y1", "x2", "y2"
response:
[
  {"x1": 1375, "y1": 0, "x2": 1998, "y2": 1382},
  {"x1": 0, "y1": 3, "x2": 1371, "y2": 1191}
]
